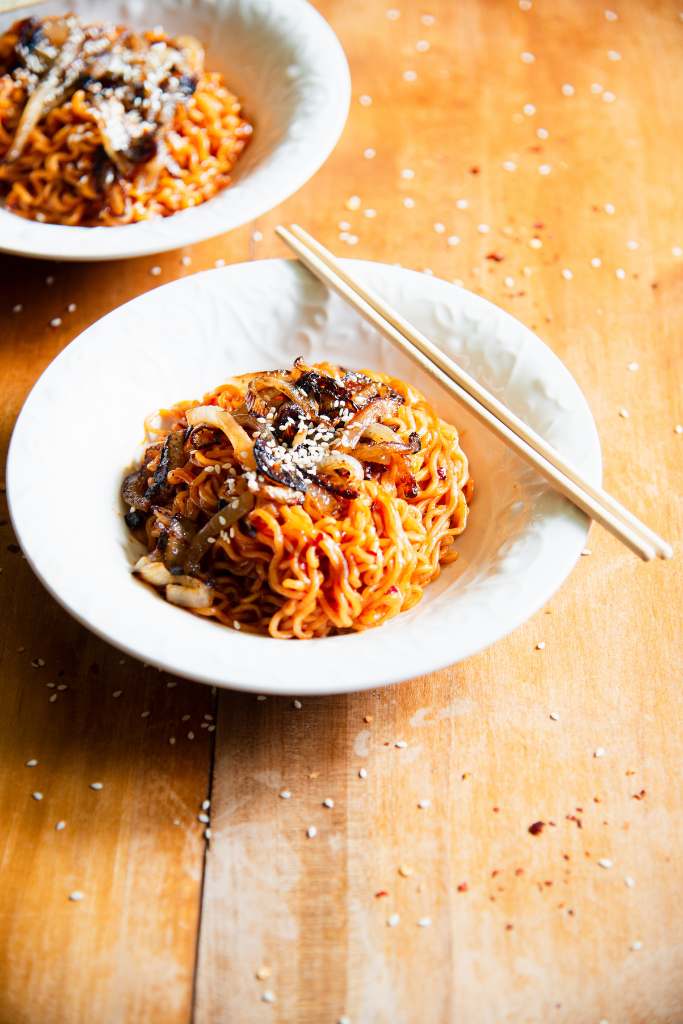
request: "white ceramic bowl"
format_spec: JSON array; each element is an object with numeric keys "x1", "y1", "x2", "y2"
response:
[
  {"x1": 7, "y1": 259, "x2": 601, "y2": 694},
  {"x1": 0, "y1": 0, "x2": 350, "y2": 261}
]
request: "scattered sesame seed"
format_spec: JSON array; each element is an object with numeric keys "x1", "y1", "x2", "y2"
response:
[
  {"x1": 55, "y1": 820, "x2": 66, "y2": 831},
  {"x1": 306, "y1": 825, "x2": 317, "y2": 839},
  {"x1": 323, "y1": 798, "x2": 334, "y2": 809},
  {"x1": 598, "y1": 858, "x2": 613, "y2": 869},
  {"x1": 292, "y1": 699, "x2": 303, "y2": 709},
  {"x1": 536, "y1": 127, "x2": 549, "y2": 140},
  {"x1": 112, "y1": 689, "x2": 123, "y2": 698},
  {"x1": 181, "y1": 255, "x2": 192, "y2": 266},
  {"x1": 214, "y1": 258, "x2": 225, "y2": 268},
  {"x1": 279, "y1": 790, "x2": 292, "y2": 799},
  {"x1": 618, "y1": 407, "x2": 630, "y2": 418},
  {"x1": 447, "y1": 235, "x2": 461, "y2": 246},
  {"x1": 561, "y1": 268, "x2": 573, "y2": 280},
  {"x1": 261, "y1": 990, "x2": 276, "y2": 1004},
  {"x1": 417, "y1": 917, "x2": 432, "y2": 927},
  {"x1": 561, "y1": 83, "x2": 575, "y2": 96},
  {"x1": 607, "y1": 49, "x2": 621, "y2": 61},
  {"x1": 45, "y1": 275, "x2": 54, "y2": 286},
  {"x1": 624, "y1": 876, "x2": 636, "y2": 887},
  {"x1": 67, "y1": 303, "x2": 77, "y2": 313},
  {"x1": 519, "y1": 0, "x2": 532, "y2": 9},
  {"x1": 581, "y1": 548, "x2": 592, "y2": 556},
  {"x1": 32, "y1": 792, "x2": 43, "y2": 801},
  {"x1": 346, "y1": 195, "x2": 361, "y2": 211},
  {"x1": 89, "y1": 782, "x2": 103, "y2": 791},
  {"x1": 477, "y1": 223, "x2": 490, "y2": 234},
  {"x1": 591, "y1": 257, "x2": 602, "y2": 267},
  {"x1": 386, "y1": 8, "x2": 400, "y2": 20},
  {"x1": 49, "y1": 693, "x2": 58, "y2": 703},
  {"x1": 255, "y1": 966, "x2": 271, "y2": 981},
  {"x1": 68, "y1": 891, "x2": 85, "y2": 901},
  {"x1": 594, "y1": 747, "x2": 607, "y2": 758},
  {"x1": 630, "y1": 940, "x2": 643, "y2": 951},
  {"x1": 455, "y1": 198, "x2": 469, "y2": 209},
  {"x1": 672, "y1": 246, "x2": 683, "y2": 257},
  {"x1": 539, "y1": 163, "x2": 552, "y2": 175},
  {"x1": 417, "y1": 799, "x2": 431, "y2": 809},
  {"x1": 13, "y1": 303, "x2": 23, "y2": 313},
  {"x1": 398, "y1": 864, "x2": 413, "y2": 877},
  {"x1": 605, "y1": 9, "x2": 618, "y2": 20},
  {"x1": 395, "y1": 740, "x2": 408, "y2": 748},
  {"x1": 602, "y1": 91, "x2": 616, "y2": 103},
  {"x1": 591, "y1": 82, "x2": 604, "y2": 94},
  {"x1": 141, "y1": 710, "x2": 151, "y2": 718},
  {"x1": 358, "y1": 768, "x2": 368, "y2": 779},
  {"x1": 169, "y1": 737, "x2": 176, "y2": 745},
  {"x1": 502, "y1": 160, "x2": 517, "y2": 172},
  {"x1": 415, "y1": 39, "x2": 430, "y2": 51},
  {"x1": 403, "y1": 69, "x2": 417, "y2": 81},
  {"x1": 198, "y1": 812, "x2": 209, "y2": 823},
  {"x1": 626, "y1": 239, "x2": 639, "y2": 250},
  {"x1": 358, "y1": 94, "x2": 373, "y2": 106},
  {"x1": 529, "y1": 237, "x2": 543, "y2": 249},
  {"x1": 25, "y1": 759, "x2": 38, "y2": 767},
  {"x1": 549, "y1": 712, "x2": 560, "y2": 721},
  {"x1": 536, "y1": 641, "x2": 546, "y2": 650},
  {"x1": 204, "y1": 828, "x2": 212, "y2": 840},
  {"x1": 523, "y1": 103, "x2": 536, "y2": 116},
  {"x1": 675, "y1": 424, "x2": 683, "y2": 434},
  {"x1": 504, "y1": 275, "x2": 515, "y2": 288},
  {"x1": 433, "y1": 222, "x2": 446, "y2": 234},
  {"x1": 337, "y1": 1017, "x2": 352, "y2": 1024},
  {"x1": 252, "y1": 231, "x2": 263, "y2": 243},
  {"x1": 520, "y1": 51, "x2": 535, "y2": 63},
  {"x1": 187, "y1": 731, "x2": 195, "y2": 740},
  {"x1": 421, "y1": 13, "x2": 435, "y2": 24},
  {"x1": 402, "y1": 197, "x2": 415, "y2": 208},
  {"x1": 149, "y1": 266, "x2": 162, "y2": 276},
  {"x1": 202, "y1": 799, "x2": 210, "y2": 810},
  {"x1": 627, "y1": 361, "x2": 639, "y2": 372},
  {"x1": 50, "y1": 317, "x2": 62, "y2": 328},
  {"x1": 363, "y1": 208, "x2": 377, "y2": 218},
  {"x1": 400, "y1": 167, "x2": 415, "y2": 180},
  {"x1": 256, "y1": 695, "x2": 267, "y2": 701},
  {"x1": 387, "y1": 913, "x2": 400, "y2": 927}
]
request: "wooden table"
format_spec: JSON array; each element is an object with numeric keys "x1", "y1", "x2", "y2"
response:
[{"x1": 1, "y1": 1, "x2": 682, "y2": 1021}]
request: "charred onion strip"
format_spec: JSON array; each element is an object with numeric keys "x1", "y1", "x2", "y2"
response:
[
  {"x1": 186, "y1": 405, "x2": 255, "y2": 469},
  {"x1": 183, "y1": 491, "x2": 254, "y2": 576},
  {"x1": 335, "y1": 397, "x2": 402, "y2": 450},
  {"x1": 253, "y1": 435, "x2": 311, "y2": 492},
  {"x1": 246, "y1": 374, "x2": 318, "y2": 420}
]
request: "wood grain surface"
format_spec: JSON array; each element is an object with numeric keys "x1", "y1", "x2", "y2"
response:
[{"x1": 1, "y1": 1, "x2": 682, "y2": 1022}]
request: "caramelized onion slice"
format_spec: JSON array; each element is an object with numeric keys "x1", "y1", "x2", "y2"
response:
[
  {"x1": 246, "y1": 374, "x2": 318, "y2": 420},
  {"x1": 335, "y1": 397, "x2": 401, "y2": 450},
  {"x1": 258, "y1": 484, "x2": 305, "y2": 505},
  {"x1": 186, "y1": 405, "x2": 255, "y2": 469},
  {"x1": 165, "y1": 579, "x2": 212, "y2": 608}
]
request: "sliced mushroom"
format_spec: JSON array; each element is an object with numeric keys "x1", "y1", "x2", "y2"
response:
[
  {"x1": 121, "y1": 465, "x2": 150, "y2": 513},
  {"x1": 183, "y1": 491, "x2": 255, "y2": 576},
  {"x1": 143, "y1": 429, "x2": 186, "y2": 504}
]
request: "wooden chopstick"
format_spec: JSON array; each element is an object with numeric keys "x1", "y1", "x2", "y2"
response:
[
  {"x1": 285, "y1": 224, "x2": 673, "y2": 562},
  {"x1": 277, "y1": 224, "x2": 672, "y2": 562},
  {"x1": 0, "y1": 0, "x2": 43, "y2": 14}
]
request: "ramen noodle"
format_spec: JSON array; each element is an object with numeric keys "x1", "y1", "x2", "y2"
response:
[
  {"x1": 122, "y1": 360, "x2": 473, "y2": 639},
  {"x1": 0, "y1": 14, "x2": 251, "y2": 224}
]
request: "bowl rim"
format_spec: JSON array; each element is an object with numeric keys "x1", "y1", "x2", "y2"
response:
[
  {"x1": 0, "y1": 0, "x2": 351, "y2": 261},
  {"x1": 7, "y1": 258, "x2": 602, "y2": 695}
]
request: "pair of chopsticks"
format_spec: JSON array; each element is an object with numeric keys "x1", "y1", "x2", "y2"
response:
[{"x1": 276, "y1": 224, "x2": 672, "y2": 562}]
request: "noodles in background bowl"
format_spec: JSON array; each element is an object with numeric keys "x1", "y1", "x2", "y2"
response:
[
  {"x1": 0, "y1": 13, "x2": 252, "y2": 224},
  {"x1": 122, "y1": 360, "x2": 472, "y2": 639}
]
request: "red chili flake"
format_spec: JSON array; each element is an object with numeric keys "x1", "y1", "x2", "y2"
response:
[
  {"x1": 374, "y1": 890, "x2": 389, "y2": 898},
  {"x1": 528, "y1": 821, "x2": 545, "y2": 835},
  {"x1": 544, "y1": 880, "x2": 553, "y2": 887},
  {"x1": 388, "y1": 585, "x2": 399, "y2": 595},
  {"x1": 593, "y1": 796, "x2": 601, "y2": 803},
  {"x1": 567, "y1": 908, "x2": 575, "y2": 916},
  {"x1": 566, "y1": 814, "x2": 582, "y2": 829},
  {"x1": 437, "y1": 467, "x2": 447, "y2": 480},
  {"x1": 548, "y1": 820, "x2": 557, "y2": 827},
  {"x1": 491, "y1": 869, "x2": 500, "y2": 878},
  {"x1": 529, "y1": 144, "x2": 543, "y2": 152},
  {"x1": 486, "y1": 252, "x2": 505, "y2": 262},
  {"x1": 492, "y1": 806, "x2": 500, "y2": 813},
  {"x1": 505, "y1": 923, "x2": 514, "y2": 931},
  {"x1": 562, "y1": 854, "x2": 570, "y2": 861},
  {"x1": 469, "y1": 166, "x2": 480, "y2": 175},
  {"x1": 533, "y1": 221, "x2": 545, "y2": 229},
  {"x1": 457, "y1": 882, "x2": 469, "y2": 893},
  {"x1": 371, "y1": 501, "x2": 381, "y2": 513},
  {"x1": 575, "y1": 807, "x2": 584, "y2": 813},
  {"x1": 515, "y1": 868, "x2": 524, "y2": 876},
  {"x1": 632, "y1": 789, "x2": 647, "y2": 800},
  {"x1": 625, "y1": 770, "x2": 636, "y2": 776}
]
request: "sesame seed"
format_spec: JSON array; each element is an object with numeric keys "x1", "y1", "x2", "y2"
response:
[
  {"x1": 358, "y1": 94, "x2": 373, "y2": 106},
  {"x1": 187, "y1": 731, "x2": 195, "y2": 740},
  {"x1": 456, "y1": 198, "x2": 469, "y2": 209},
  {"x1": 141, "y1": 710, "x2": 151, "y2": 718},
  {"x1": 150, "y1": 266, "x2": 162, "y2": 276},
  {"x1": 13, "y1": 303, "x2": 23, "y2": 313},
  {"x1": 539, "y1": 164, "x2": 552, "y2": 175},
  {"x1": 398, "y1": 864, "x2": 413, "y2": 877},
  {"x1": 598, "y1": 858, "x2": 613, "y2": 869},
  {"x1": 591, "y1": 82, "x2": 604, "y2": 94},
  {"x1": 519, "y1": 0, "x2": 532, "y2": 9},
  {"x1": 363, "y1": 208, "x2": 377, "y2": 218},
  {"x1": 673, "y1": 246, "x2": 683, "y2": 257},
  {"x1": 504, "y1": 275, "x2": 515, "y2": 288},
  {"x1": 607, "y1": 49, "x2": 621, "y2": 61},
  {"x1": 627, "y1": 361, "x2": 639, "y2": 372},
  {"x1": 337, "y1": 1017, "x2": 352, "y2": 1024},
  {"x1": 502, "y1": 160, "x2": 517, "y2": 172},
  {"x1": 549, "y1": 712, "x2": 560, "y2": 721},
  {"x1": 346, "y1": 195, "x2": 361, "y2": 211},
  {"x1": 25, "y1": 759, "x2": 38, "y2": 767},
  {"x1": 198, "y1": 812, "x2": 209, "y2": 823},
  {"x1": 626, "y1": 239, "x2": 639, "y2": 250},
  {"x1": 561, "y1": 268, "x2": 573, "y2": 280},
  {"x1": 257, "y1": 695, "x2": 267, "y2": 701},
  {"x1": 252, "y1": 231, "x2": 263, "y2": 243},
  {"x1": 50, "y1": 317, "x2": 62, "y2": 328},
  {"x1": 279, "y1": 790, "x2": 292, "y2": 799},
  {"x1": 358, "y1": 768, "x2": 368, "y2": 779},
  {"x1": 418, "y1": 799, "x2": 431, "y2": 809},
  {"x1": 624, "y1": 876, "x2": 636, "y2": 887},
  {"x1": 55, "y1": 820, "x2": 66, "y2": 831},
  {"x1": 536, "y1": 127, "x2": 549, "y2": 139},
  {"x1": 675, "y1": 424, "x2": 683, "y2": 434},
  {"x1": 214, "y1": 258, "x2": 225, "y2": 268},
  {"x1": 261, "y1": 990, "x2": 276, "y2": 1003},
  {"x1": 323, "y1": 798, "x2": 334, "y2": 808},
  {"x1": 415, "y1": 39, "x2": 430, "y2": 51},
  {"x1": 306, "y1": 825, "x2": 317, "y2": 838},
  {"x1": 387, "y1": 912, "x2": 400, "y2": 927},
  {"x1": 403, "y1": 69, "x2": 417, "y2": 81},
  {"x1": 603, "y1": 91, "x2": 616, "y2": 103},
  {"x1": 68, "y1": 891, "x2": 85, "y2": 901},
  {"x1": 618, "y1": 407, "x2": 630, "y2": 418},
  {"x1": 363, "y1": 147, "x2": 376, "y2": 159},
  {"x1": 67, "y1": 303, "x2": 77, "y2": 313},
  {"x1": 447, "y1": 235, "x2": 461, "y2": 246},
  {"x1": 49, "y1": 693, "x2": 58, "y2": 703},
  {"x1": 204, "y1": 828, "x2": 212, "y2": 840},
  {"x1": 89, "y1": 782, "x2": 103, "y2": 791},
  {"x1": 45, "y1": 275, "x2": 54, "y2": 286},
  {"x1": 417, "y1": 917, "x2": 432, "y2": 927},
  {"x1": 536, "y1": 641, "x2": 546, "y2": 650},
  {"x1": 477, "y1": 223, "x2": 490, "y2": 234},
  {"x1": 581, "y1": 548, "x2": 592, "y2": 556},
  {"x1": 202, "y1": 799, "x2": 210, "y2": 810},
  {"x1": 395, "y1": 740, "x2": 408, "y2": 748},
  {"x1": 400, "y1": 167, "x2": 415, "y2": 179},
  {"x1": 112, "y1": 690, "x2": 123, "y2": 698},
  {"x1": 604, "y1": 9, "x2": 618, "y2": 20},
  {"x1": 255, "y1": 966, "x2": 271, "y2": 981},
  {"x1": 604, "y1": 202, "x2": 616, "y2": 214},
  {"x1": 421, "y1": 13, "x2": 435, "y2": 24},
  {"x1": 402, "y1": 197, "x2": 415, "y2": 208},
  {"x1": 523, "y1": 103, "x2": 536, "y2": 116},
  {"x1": 594, "y1": 747, "x2": 607, "y2": 758},
  {"x1": 562, "y1": 83, "x2": 575, "y2": 96},
  {"x1": 292, "y1": 699, "x2": 302, "y2": 709},
  {"x1": 591, "y1": 257, "x2": 602, "y2": 267},
  {"x1": 433, "y1": 222, "x2": 446, "y2": 234},
  {"x1": 630, "y1": 940, "x2": 643, "y2": 951},
  {"x1": 529, "y1": 237, "x2": 543, "y2": 249},
  {"x1": 32, "y1": 791, "x2": 43, "y2": 801},
  {"x1": 169, "y1": 737, "x2": 176, "y2": 745},
  {"x1": 181, "y1": 255, "x2": 192, "y2": 266},
  {"x1": 520, "y1": 51, "x2": 535, "y2": 63},
  {"x1": 386, "y1": 7, "x2": 400, "y2": 19}
]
